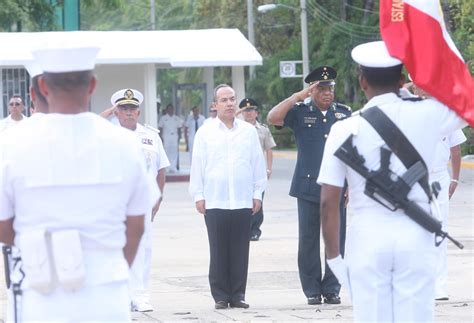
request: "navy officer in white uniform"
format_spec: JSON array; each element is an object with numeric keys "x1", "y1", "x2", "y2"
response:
[
  {"x1": 111, "y1": 88, "x2": 170, "y2": 312},
  {"x1": 318, "y1": 41, "x2": 467, "y2": 322},
  {"x1": 0, "y1": 46, "x2": 154, "y2": 321},
  {"x1": 158, "y1": 104, "x2": 183, "y2": 173}
]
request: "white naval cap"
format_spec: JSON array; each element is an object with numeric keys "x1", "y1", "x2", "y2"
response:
[
  {"x1": 351, "y1": 41, "x2": 402, "y2": 68},
  {"x1": 31, "y1": 46, "x2": 100, "y2": 73},
  {"x1": 24, "y1": 60, "x2": 43, "y2": 78},
  {"x1": 110, "y1": 88, "x2": 144, "y2": 107}
]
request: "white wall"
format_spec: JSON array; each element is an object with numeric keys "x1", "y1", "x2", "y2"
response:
[
  {"x1": 232, "y1": 66, "x2": 246, "y2": 103},
  {"x1": 91, "y1": 64, "x2": 157, "y2": 126}
]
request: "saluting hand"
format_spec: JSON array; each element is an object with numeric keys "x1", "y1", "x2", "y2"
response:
[
  {"x1": 100, "y1": 104, "x2": 117, "y2": 118},
  {"x1": 295, "y1": 81, "x2": 319, "y2": 102}
]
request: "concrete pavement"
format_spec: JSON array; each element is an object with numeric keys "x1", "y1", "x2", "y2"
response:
[
  {"x1": 0, "y1": 150, "x2": 472, "y2": 322},
  {"x1": 131, "y1": 150, "x2": 473, "y2": 322}
]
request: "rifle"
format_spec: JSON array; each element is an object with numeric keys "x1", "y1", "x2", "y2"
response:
[{"x1": 334, "y1": 135, "x2": 464, "y2": 249}]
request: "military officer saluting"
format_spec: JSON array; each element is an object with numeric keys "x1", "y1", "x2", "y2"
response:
[
  {"x1": 267, "y1": 66, "x2": 351, "y2": 305},
  {"x1": 111, "y1": 88, "x2": 170, "y2": 312}
]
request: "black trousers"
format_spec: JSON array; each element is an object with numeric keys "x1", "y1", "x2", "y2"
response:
[
  {"x1": 204, "y1": 208, "x2": 252, "y2": 303},
  {"x1": 250, "y1": 192, "x2": 264, "y2": 238},
  {"x1": 297, "y1": 198, "x2": 346, "y2": 298}
]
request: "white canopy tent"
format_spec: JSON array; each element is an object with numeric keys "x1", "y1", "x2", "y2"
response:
[{"x1": 0, "y1": 29, "x2": 262, "y2": 126}]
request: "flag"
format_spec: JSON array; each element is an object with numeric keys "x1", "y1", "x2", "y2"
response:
[{"x1": 380, "y1": 0, "x2": 474, "y2": 126}]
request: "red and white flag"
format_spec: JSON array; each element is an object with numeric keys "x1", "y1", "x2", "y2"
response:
[{"x1": 380, "y1": 0, "x2": 474, "y2": 126}]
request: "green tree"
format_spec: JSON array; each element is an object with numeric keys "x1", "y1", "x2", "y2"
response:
[{"x1": 0, "y1": 0, "x2": 57, "y2": 31}]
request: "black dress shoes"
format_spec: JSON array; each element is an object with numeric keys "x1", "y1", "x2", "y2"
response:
[
  {"x1": 307, "y1": 295, "x2": 322, "y2": 305},
  {"x1": 250, "y1": 234, "x2": 259, "y2": 241},
  {"x1": 323, "y1": 293, "x2": 341, "y2": 304},
  {"x1": 215, "y1": 301, "x2": 228, "y2": 309},
  {"x1": 229, "y1": 300, "x2": 250, "y2": 309}
]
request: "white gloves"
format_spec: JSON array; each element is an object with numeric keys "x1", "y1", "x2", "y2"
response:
[{"x1": 327, "y1": 255, "x2": 352, "y2": 298}]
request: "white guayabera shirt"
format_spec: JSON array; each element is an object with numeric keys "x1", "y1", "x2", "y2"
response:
[{"x1": 189, "y1": 117, "x2": 267, "y2": 210}]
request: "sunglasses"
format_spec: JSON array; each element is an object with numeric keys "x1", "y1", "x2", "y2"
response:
[{"x1": 209, "y1": 110, "x2": 217, "y2": 113}]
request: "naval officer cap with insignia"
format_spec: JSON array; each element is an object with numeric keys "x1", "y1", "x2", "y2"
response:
[
  {"x1": 111, "y1": 88, "x2": 144, "y2": 108},
  {"x1": 111, "y1": 88, "x2": 144, "y2": 130}
]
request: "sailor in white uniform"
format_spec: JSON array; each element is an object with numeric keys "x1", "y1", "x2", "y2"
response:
[
  {"x1": 184, "y1": 106, "x2": 206, "y2": 161},
  {"x1": 409, "y1": 83, "x2": 468, "y2": 301},
  {"x1": 318, "y1": 41, "x2": 467, "y2": 322},
  {"x1": 0, "y1": 96, "x2": 28, "y2": 133},
  {"x1": 111, "y1": 88, "x2": 170, "y2": 312},
  {"x1": 158, "y1": 104, "x2": 183, "y2": 172},
  {"x1": 430, "y1": 130, "x2": 466, "y2": 300},
  {"x1": 0, "y1": 46, "x2": 154, "y2": 322}
]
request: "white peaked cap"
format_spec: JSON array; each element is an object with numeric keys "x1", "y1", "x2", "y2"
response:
[
  {"x1": 31, "y1": 46, "x2": 100, "y2": 73},
  {"x1": 110, "y1": 88, "x2": 144, "y2": 106},
  {"x1": 351, "y1": 41, "x2": 402, "y2": 68},
  {"x1": 24, "y1": 60, "x2": 43, "y2": 78}
]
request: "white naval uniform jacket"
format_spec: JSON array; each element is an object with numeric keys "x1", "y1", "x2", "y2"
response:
[
  {"x1": 318, "y1": 93, "x2": 466, "y2": 211},
  {"x1": 0, "y1": 112, "x2": 152, "y2": 289},
  {"x1": 135, "y1": 123, "x2": 170, "y2": 179}
]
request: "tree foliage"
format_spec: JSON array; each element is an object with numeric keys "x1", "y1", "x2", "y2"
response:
[
  {"x1": 0, "y1": 0, "x2": 57, "y2": 31},
  {"x1": 2, "y1": 0, "x2": 472, "y2": 148}
]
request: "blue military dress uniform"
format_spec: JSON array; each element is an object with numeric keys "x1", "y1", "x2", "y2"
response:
[{"x1": 284, "y1": 98, "x2": 351, "y2": 301}]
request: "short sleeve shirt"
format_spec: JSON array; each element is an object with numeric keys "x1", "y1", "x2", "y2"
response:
[
  {"x1": 317, "y1": 93, "x2": 465, "y2": 211},
  {"x1": 255, "y1": 121, "x2": 276, "y2": 152}
]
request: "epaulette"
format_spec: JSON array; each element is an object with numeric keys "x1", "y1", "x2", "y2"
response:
[
  {"x1": 295, "y1": 101, "x2": 307, "y2": 108},
  {"x1": 402, "y1": 96, "x2": 425, "y2": 102},
  {"x1": 144, "y1": 124, "x2": 160, "y2": 134},
  {"x1": 336, "y1": 103, "x2": 352, "y2": 112}
]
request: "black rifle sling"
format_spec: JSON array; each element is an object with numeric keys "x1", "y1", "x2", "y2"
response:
[{"x1": 360, "y1": 106, "x2": 432, "y2": 199}]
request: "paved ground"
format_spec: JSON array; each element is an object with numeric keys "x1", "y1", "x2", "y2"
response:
[{"x1": 0, "y1": 150, "x2": 472, "y2": 322}]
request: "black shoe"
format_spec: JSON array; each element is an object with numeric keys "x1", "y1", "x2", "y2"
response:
[
  {"x1": 250, "y1": 234, "x2": 259, "y2": 241},
  {"x1": 307, "y1": 295, "x2": 322, "y2": 305},
  {"x1": 323, "y1": 293, "x2": 341, "y2": 304},
  {"x1": 215, "y1": 301, "x2": 228, "y2": 309},
  {"x1": 229, "y1": 300, "x2": 250, "y2": 309}
]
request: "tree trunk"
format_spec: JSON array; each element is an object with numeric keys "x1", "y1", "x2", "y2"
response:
[
  {"x1": 362, "y1": 0, "x2": 374, "y2": 25},
  {"x1": 341, "y1": 0, "x2": 352, "y2": 21}
]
